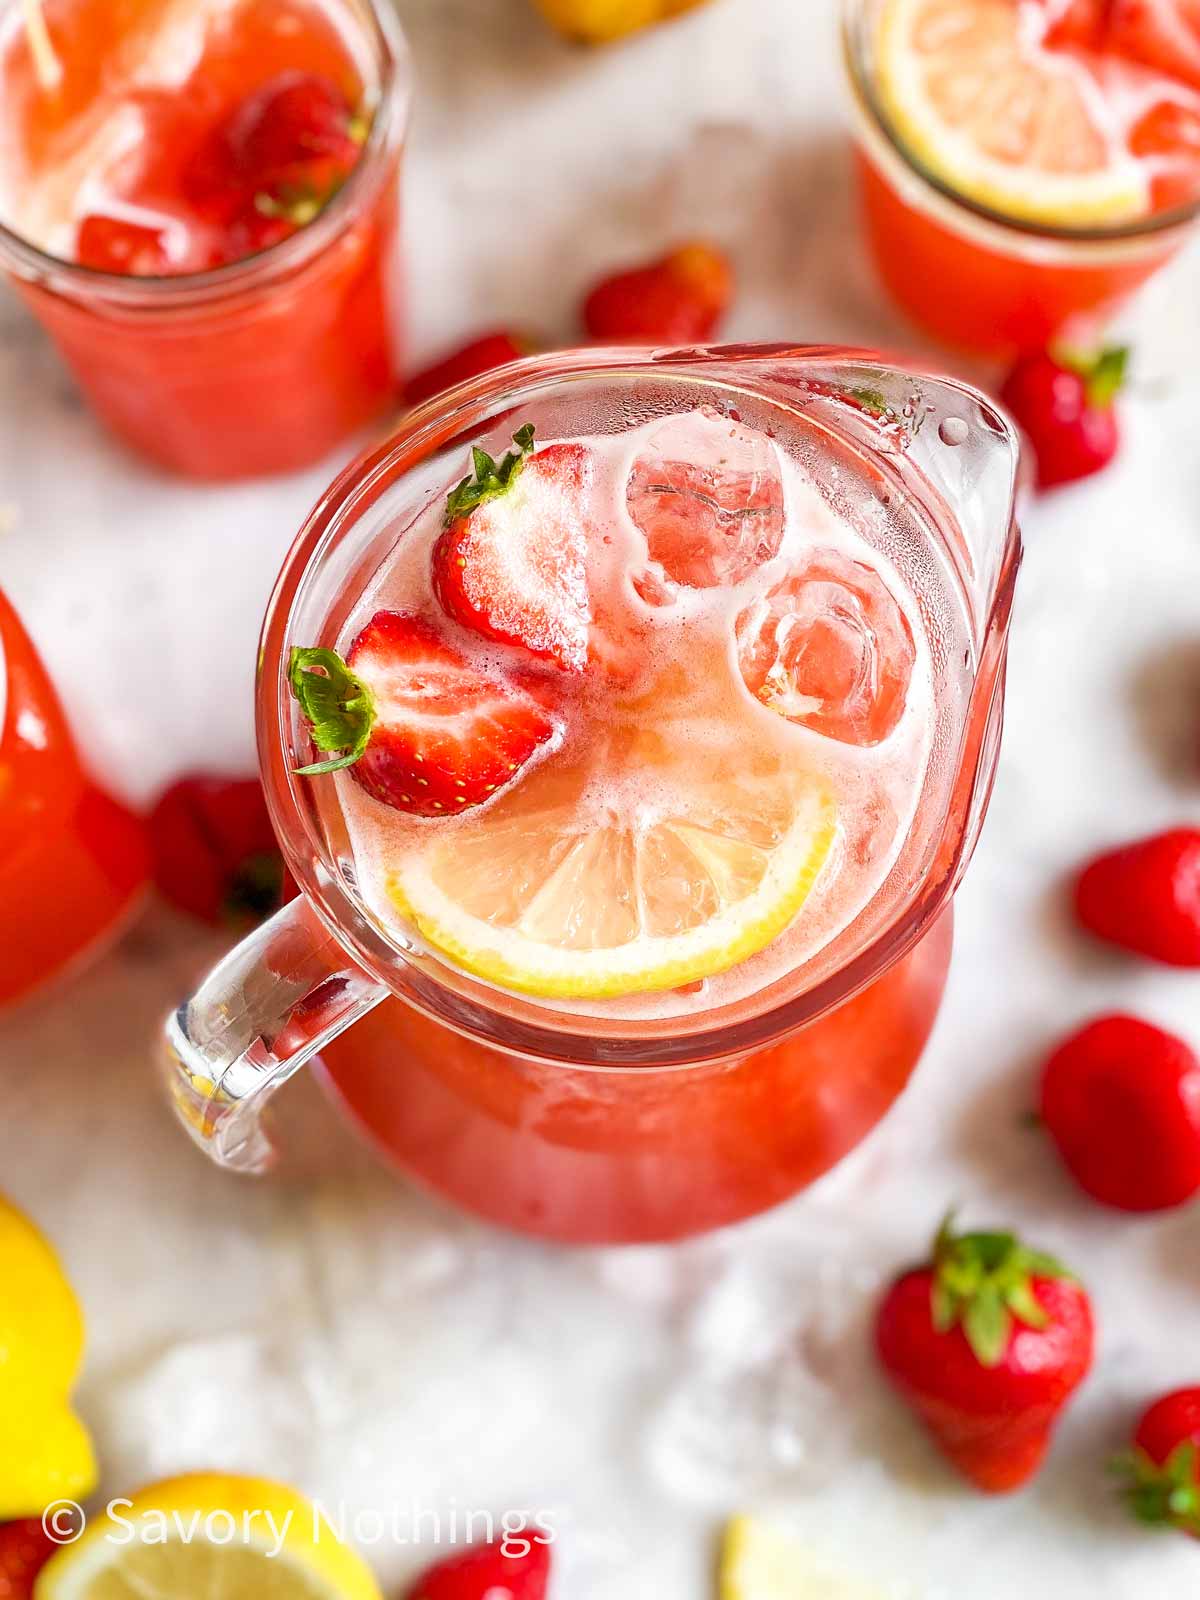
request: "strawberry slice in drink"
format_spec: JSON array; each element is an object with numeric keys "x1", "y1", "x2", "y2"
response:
[
  {"x1": 289, "y1": 611, "x2": 557, "y2": 816},
  {"x1": 624, "y1": 410, "x2": 785, "y2": 591},
  {"x1": 432, "y1": 426, "x2": 593, "y2": 671},
  {"x1": 737, "y1": 548, "x2": 916, "y2": 746},
  {"x1": 1107, "y1": 0, "x2": 1200, "y2": 92}
]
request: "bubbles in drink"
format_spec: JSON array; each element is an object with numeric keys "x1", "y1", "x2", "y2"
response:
[
  {"x1": 736, "y1": 549, "x2": 917, "y2": 747},
  {"x1": 624, "y1": 408, "x2": 785, "y2": 592}
]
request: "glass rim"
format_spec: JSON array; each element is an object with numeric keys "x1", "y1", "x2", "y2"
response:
[
  {"x1": 840, "y1": 0, "x2": 1200, "y2": 248},
  {"x1": 0, "y1": 0, "x2": 410, "y2": 306},
  {"x1": 254, "y1": 343, "x2": 1023, "y2": 1070}
]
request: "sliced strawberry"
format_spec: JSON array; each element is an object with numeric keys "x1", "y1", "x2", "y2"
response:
[
  {"x1": 432, "y1": 426, "x2": 593, "y2": 672},
  {"x1": 77, "y1": 214, "x2": 173, "y2": 275},
  {"x1": 1107, "y1": 0, "x2": 1200, "y2": 90},
  {"x1": 289, "y1": 612, "x2": 557, "y2": 817}
]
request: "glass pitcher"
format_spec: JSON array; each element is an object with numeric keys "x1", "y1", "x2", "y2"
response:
[{"x1": 163, "y1": 346, "x2": 1021, "y2": 1244}]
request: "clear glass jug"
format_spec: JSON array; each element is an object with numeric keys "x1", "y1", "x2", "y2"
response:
[{"x1": 163, "y1": 346, "x2": 1021, "y2": 1243}]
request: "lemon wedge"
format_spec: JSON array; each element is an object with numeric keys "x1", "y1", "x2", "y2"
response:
[
  {"x1": 35, "y1": 1475, "x2": 383, "y2": 1600},
  {"x1": 875, "y1": 0, "x2": 1148, "y2": 228},
  {"x1": 720, "y1": 1516, "x2": 887, "y2": 1600}
]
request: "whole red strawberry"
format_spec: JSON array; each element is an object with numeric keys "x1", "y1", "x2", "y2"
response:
[
  {"x1": 999, "y1": 346, "x2": 1127, "y2": 488},
  {"x1": 290, "y1": 609, "x2": 557, "y2": 815},
  {"x1": 1116, "y1": 1387, "x2": 1200, "y2": 1538},
  {"x1": 148, "y1": 775, "x2": 297, "y2": 928},
  {"x1": 582, "y1": 242, "x2": 733, "y2": 344},
  {"x1": 1075, "y1": 827, "x2": 1200, "y2": 966},
  {"x1": 1041, "y1": 1014, "x2": 1200, "y2": 1212},
  {"x1": 407, "y1": 1533, "x2": 551, "y2": 1599},
  {"x1": 0, "y1": 1519, "x2": 58, "y2": 1599},
  {"x1": 404, "y1": 332, "x2": 533, "y2": 408},
  {"x1": 876, "y1": 1216, "x2": 1094, "y2": 1492}
]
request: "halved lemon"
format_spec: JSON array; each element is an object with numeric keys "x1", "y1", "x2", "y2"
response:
[
  {"x1": 720, "y1": 1515, "x2": 885, "y2": 1600},
  {"x1": 388, "y1": 728, "x2": 837, "y2": 1001},
  {"x1": 35, "y1": 1475, "x2": 382, "y2": 1600},
  {"x1": 875, "y1": 0, "x2": 1149, "y2": 226}
]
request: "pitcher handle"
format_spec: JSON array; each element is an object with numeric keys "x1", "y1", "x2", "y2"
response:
[{"x1": 162, "y1": 895, "x2": 388, "y2": 1174}]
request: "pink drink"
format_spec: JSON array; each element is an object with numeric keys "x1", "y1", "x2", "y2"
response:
[
  {"x1": 316, "y1": 407, "x2": 964, "y2": 1029},
  {"x1": 164, "y1": 349, "x2": 1018, "y2": 1242}
]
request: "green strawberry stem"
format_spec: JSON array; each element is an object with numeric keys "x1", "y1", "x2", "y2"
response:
[
  {"x1": 289, "y1": 646, "x2": 375, "y2": 775},
  {"x1": 1113, "y1": 1443, "x2": 1200, "y2": 1536},
  {"x1": 444, "y1": 423, "x2": 536, "y2": 524},
  {"x1": 1057, "y1": 344, "x2": 1129, "y2": 408},
  {"x1": 930, "y1": 1213, "x2": 1072, "y2": 1368}
]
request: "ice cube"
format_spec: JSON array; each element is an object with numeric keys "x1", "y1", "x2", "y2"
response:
[
  {"x1": 736, "y1": 548, "x2": 915, "y2": 746},
  {"x1": 625, "y1": 410, "x2": 785, "y2": 590}
]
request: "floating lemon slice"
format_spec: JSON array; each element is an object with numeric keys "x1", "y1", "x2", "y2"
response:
[
  {"x1": 875, "y1": 0, "x2": 1148, "y2": 227},
  {"x1": 388, "y1": 728, "x2": 837, "y2": 1001},
  {"x1": 35, "y1": 1475, "x2": 382, "y2": 1600},
  {"x1": 720, "y1": 1516, "x2": 887, "y2": 1600}
]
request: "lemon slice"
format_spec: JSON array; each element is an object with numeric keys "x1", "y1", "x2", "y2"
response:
[
  {"x1": 875, "y1": 0, "x2": 1148, "y2": 227},
  {"x1": 35, "y1": 1475, "x2": 383, "y2": 1600},
  {"x1": 720, "y1": 1516, "x2": 886, "y2": 1600},
  {"x1": 388, "y1": 743, "x2": 836, "y2": 1000}
]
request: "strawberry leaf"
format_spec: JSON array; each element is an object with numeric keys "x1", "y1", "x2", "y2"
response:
[
  {"x1": 444, "y1": 424, "x2": 537, "y2": 523},
  {"x1": 1115, "y1": 1443, "x2": 1200, "y2": 1534},
  {"x1": 289, "y1": 646, "x2": 375, "y2": 775},
  {"x1": 929, "y1": 1216, "x2": 1074, "y2": 1369}
]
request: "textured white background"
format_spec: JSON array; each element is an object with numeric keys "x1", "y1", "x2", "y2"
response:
[{"x1": 2, "y1": 1, "x2": 1200, "y2": 1595}]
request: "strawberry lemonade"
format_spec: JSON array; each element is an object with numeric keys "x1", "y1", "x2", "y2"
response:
[
  {"x1": 0, "y1": 0, "x2": 408, "y2": 475},
  {"x1": 260, "y1": 364, "x2": 1001, "y2": 1242},
  {"x1": 845, "y1": 0, "x2": 1200, "y2": 351},
  {"x1": 290, "y1": 411, "x2": 942, "y2": 1021}
]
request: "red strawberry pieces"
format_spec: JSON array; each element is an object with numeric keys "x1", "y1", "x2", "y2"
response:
[
  {"x1": 999, "y1": 346, "x2": 1126, "y2": 490},
  {"x1": 225, "y1": 72, "x2": 364, "y2": 196},
  {"x1": 582, "y1": 241, "x2": 733, "y2": 345},
  {"x1": 407, "y1": 1533, "x2": 551, "y2": 1600},
  {"x1": 0, "y1": 1519, "x2": 58, "y2": 1600},
  {"x1": 1075, "y1": 826, "x2": 1200, "y2": 965},
  {"x1": 148, "y1": 775, "x2": 297, "y2": 928},
  {"x1": 876, "y1": 1218, "x2": 1094, "y2": 1493},
  {"x1": 76, "y1": 215, "x2": 173, "y2": 276},
  {"x1": 1119, "y1": 1387, "x2": 1200, "y2": 1538},
  {"x1": 184, "y1": 71, "x2": 366, "y2": 266},
  {"x1": 1041, "y1": 1014, "x2": 1200, "y2": 1212},
  {"x1": 433, "y1": 432, "x2": 593, "y2": 672},
  {"x1": 1108, "y1": 0, "x2": 1200, "y2": 91},
  {"x1": 404, "y1": 332, "x2": 532, "y2": 408},
  {"x1": 291, "y1": 612, "x2": 556, "y2": 817}
]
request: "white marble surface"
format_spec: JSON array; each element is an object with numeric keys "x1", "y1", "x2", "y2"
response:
[{"x1": 2, "y1": 1, "x2": 1200, "y2": 1595}]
